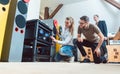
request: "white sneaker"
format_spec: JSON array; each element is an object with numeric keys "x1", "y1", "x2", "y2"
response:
[{"x1": 68, "y1": 56, "x2": 75, "y2": 63}]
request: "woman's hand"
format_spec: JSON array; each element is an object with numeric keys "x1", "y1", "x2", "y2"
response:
[{"x1": 50, "y1": 36, "x2": 57, "y2": 42}]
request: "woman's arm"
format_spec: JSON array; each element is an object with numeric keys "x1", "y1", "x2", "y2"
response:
[{"x1": 51, "y1": 33, "x2": 73, "y2": 45}]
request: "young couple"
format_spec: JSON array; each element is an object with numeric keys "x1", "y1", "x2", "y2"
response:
[{"x1": 51, "y1": 15, "x2": 108, "y2": 64}]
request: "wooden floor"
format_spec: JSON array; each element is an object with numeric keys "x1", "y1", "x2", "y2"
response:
[{"x1": 0, "y1": 62, "x2": 120, "y2": 74}]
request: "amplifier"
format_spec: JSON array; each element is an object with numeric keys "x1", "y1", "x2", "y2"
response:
[{"x1": 25, "y1": 19, "x2": 52, "y2": 46}]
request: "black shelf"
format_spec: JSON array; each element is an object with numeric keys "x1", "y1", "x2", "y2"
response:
[{"x1": 22, "y1": 19, "x2": 54, "y2": 62}]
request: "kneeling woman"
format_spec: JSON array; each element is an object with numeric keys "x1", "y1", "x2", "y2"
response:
[{"x1": 51, "y1": 17, "x2": 75, "y2": 62}]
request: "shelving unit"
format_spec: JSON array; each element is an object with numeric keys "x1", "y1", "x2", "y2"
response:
[{"x1": 22, "y1": 19, "x2": 54, "y2": 62}]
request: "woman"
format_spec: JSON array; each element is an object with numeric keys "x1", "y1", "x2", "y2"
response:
[{"x1": 51, "y1": 17, "x2": 74, "y2": 62}]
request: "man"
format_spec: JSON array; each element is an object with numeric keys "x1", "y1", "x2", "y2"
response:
[
  {"x1": 93, "y1": 14, "x2": 108, "y2": 63},
  {"x1": 77, "y1": 16, "x2": 104, "y2": 64}
]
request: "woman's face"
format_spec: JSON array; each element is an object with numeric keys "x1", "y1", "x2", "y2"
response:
[{"x1": 65, "y1": 20, "x2": 71, "y2": 28}]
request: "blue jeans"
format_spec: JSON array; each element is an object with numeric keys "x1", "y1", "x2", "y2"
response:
[{"x1": 54, "y1": 45, "x2": 74, "y2": 62}]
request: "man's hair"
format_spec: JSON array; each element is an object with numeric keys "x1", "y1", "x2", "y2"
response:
[
  {"x1": 94, "y1": 14, "x2": 99, "y2": 18},
  {"x1": 80, "y1": 16, "x2": 89, "y2": 22}
]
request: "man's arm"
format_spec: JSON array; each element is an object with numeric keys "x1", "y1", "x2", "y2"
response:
[
  {"x1": 77, "y1": 34, "x2": 83, "y2": 42},
  {"x1": 97, "y1": 32, "x2": 104, "y2": 48},
  {"x1": 94, "y1": 32, "x2": 104, "y2": 57}
]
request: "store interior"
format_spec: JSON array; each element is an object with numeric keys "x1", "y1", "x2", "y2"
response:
[
  {"x1": 0, "y1": 0, "x2": 120, "y2": 63},
  {"x1": 0, "y1": 0, "x2": 120, "y2": 73}
]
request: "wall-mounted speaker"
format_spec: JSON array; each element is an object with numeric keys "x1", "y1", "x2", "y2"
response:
[{"x1": 1, "y1": 0, "x2": 30, "y2": 62}]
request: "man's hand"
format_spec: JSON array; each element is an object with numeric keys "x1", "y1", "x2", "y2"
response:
[
  {"x1": 94, "y1": 48, "x2": 101, "y2": 57},
  {"x1": 77, "y1": 37, "x2": 83, "y2": 42},
  {"x1": 104, "y1": 37, "x2": 108, "y2": 40}
]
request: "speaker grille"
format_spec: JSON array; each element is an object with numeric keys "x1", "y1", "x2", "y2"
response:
[
  {"x1": 15, "y1": 15, "x2": 26, "y2": 28},
  {"x1": 18, "y1": 1, "x2": 27, "y2": 14},
  {"x1": 0, "y1": 0, "x2": 9, "y2": 5}
]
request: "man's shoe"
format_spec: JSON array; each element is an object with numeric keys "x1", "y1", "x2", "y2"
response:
[
  {"x1": 103, "y1": 59, "x2": 108, "y2": 63},
  {"x1": 100, "y1": 56, "x2": 108, "y2": 63},
  {"x1": 83, "y1": 58, "x2": 90, "y2": 63}
]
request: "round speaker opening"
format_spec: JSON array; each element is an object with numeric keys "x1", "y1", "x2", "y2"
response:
[
  {"x1": 18, "y1": 1, "x2": 27, "y2": 14},
  {"x1": 15, "y1": 27, "x2": 19, "y2": 32},
  {"x1": 15, "y1": 15, "x2": 26, "y2": 28},
  {"x1": 0, "y1": 0, "x2": 9, "y2": 5},
  {"x1": 2, "y1": 7, "x2": 6, "y2": 11},
  {"x1": 20, "y1": 30, "x2": 24, "y2": 34}
]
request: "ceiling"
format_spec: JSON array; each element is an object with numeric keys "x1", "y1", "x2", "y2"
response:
[
  {"x1": 40, "y1": 0, "x2": 86, "y2": 18},
  {"x1": 40, "y1": 0, "x2": 120, "y2": 18}
]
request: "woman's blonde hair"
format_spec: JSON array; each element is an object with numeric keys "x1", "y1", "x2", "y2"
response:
[{"x1": 66, "y1": 17, "x2": 74, "y2": 35}]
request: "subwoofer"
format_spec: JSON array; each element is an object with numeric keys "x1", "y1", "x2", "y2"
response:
[
  {"x1": 80, "y1": 46, "x2": 94, "y2": 62},
  {"x1": 107, "y1": 45, "x2": 120, "y2": 63}
]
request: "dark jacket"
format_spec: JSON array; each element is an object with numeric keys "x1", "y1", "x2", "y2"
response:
[{"x1": 97, "y1": 20, "x2": 108, "y2": 37}]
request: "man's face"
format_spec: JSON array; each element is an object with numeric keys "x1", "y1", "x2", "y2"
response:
[
  {"x1": 79, "y1": 19, "x2": 87, "y2": 28},
  {"x1": 93, "y1": 16, "x2": 98, "y2": 22}
]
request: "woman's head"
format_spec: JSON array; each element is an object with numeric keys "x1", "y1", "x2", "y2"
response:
[{"x1": 65, "y1": 17, "x2": 74, "y2": 35}]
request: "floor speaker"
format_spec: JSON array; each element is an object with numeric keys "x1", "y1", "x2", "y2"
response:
[
  {"x1": 0, "y1": 0, "x2": 11, "y2": 59},
  {"x1": 107, "y1": 45, "x2": 120, "y2": 63},
  {"x1": 1, "y1": 0, "x2": 30, "y2": 62},
  {"x1": 80, "y1": 46, "x2": 94, "y2": 62}
]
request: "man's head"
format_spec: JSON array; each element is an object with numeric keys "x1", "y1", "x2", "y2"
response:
[
  {"x1": 93, "y1": 14, "x2": 99, "y2": 22},
  {"x1": 79, "y1": 16, "x2": 89, "y2": 28}
]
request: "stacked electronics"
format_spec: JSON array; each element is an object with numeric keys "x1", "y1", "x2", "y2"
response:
[{"x1": 22, "y1": 19, "x2": 53, "y2": 62}]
